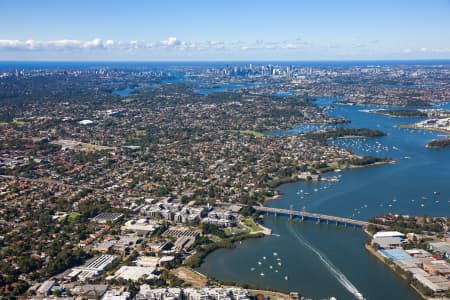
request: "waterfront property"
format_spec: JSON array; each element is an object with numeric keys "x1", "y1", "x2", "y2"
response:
[
  {"x1": 1, "y1": 62, "x2": 449, "y2": 300},
  {"x1": 136, "y1": 285, "x2": 252, "y2": 300},
  {"x1": 429, "y1": 242, "x2": 450, "y2": 259},
  {"x1": 372, "y1": 231, "x2": 407, "y2": 249},
  {"x1": 367, "y1": 229, "x2": 450, "y2": 298}
]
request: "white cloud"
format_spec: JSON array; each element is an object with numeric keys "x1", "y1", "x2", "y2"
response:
[
  {"x1": 403, "y1": 47, "x2": 450, "y2": 54},
  {"x1": 0, "y1": 40, "x2": 22, "y2": 48},
  {"x1": 207, "y1": 41, "x2": 225, "y2": 49},
  {"x1": 429, "y1": 48, "x2": 450, "y2": 53},
  {"x1": 281, "y1": 43, "x2": 299, "y2": 49},
  {"x1": 83, "y1": 38, "x2": 103, "y2": 48},
  {"x1": 403, "y1": 48, "x2": 413, "y2": 54},
  {"x1": 235, "y1": 39, "x2": 309, "y2": 51},
  {"x1": 0, "y1": 37, "x2": 314, "y2": 53},
  {"x1": 5, "y1": 37, "x2": 447, "y2": 60},
  {"x1": 0, "y1": 38, "x2": 116, "y2": 50},
  {"x1": 104, "y1": 39, "x2": 115, "y2": 47},
  {"x1": 161, "y1": 37, "x2": 179, "y2": 46}
]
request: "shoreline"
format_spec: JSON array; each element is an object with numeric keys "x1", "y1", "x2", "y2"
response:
[
  {"x1": 396, "y1": 124, "x2": 450, "y2": 135},
  {"x1": 361, "y1": 110, "x2": 428, "y2": 119},
  {"x1": 266, "y1": 158, "x2": 394, "y2": 193},
  {"x1": 254, "y1": 222, "x2": 273, "y2": 235},
  {"x1": 192, "y1": 158, "x2": 395, "y2": 297},
  {"x1": 172, "y1": 267, "x2": 293, "y2": 299},
  {"x1": 425, "y1": 139, "x2": 450, "y2": 149},
  {"x1": 347, "y1": 159, "x2": 396, "y2": 169},
  {"x1": 247, "y1": 289, "x2": 293, "y2": 300},
  {"x1": 364, "y1": 244, "x2": 435, "y2": 300},
  {"x1": 336, "y1": 135, "x2": 377, "y2": 139},
  {"x1": 426, "y1": 145, "x2": 450, "y2": 149},
  {"x1": 190, "y1": 117, "x2": 398, "y2": 298}
]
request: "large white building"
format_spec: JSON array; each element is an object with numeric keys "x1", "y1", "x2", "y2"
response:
[
  {"x1": 102, "y1": 289, "x2": 131, "y2": 300},
  {"x1": 372, "y1": 231, "x2": 406, "y2": 249},
  {"x1": 122, "y1": 218, "x2": 159, "y2": 235},
  {"x1": 109, "y1": 266, "x2": 158, "y2": 281},
  {"x1": 140, "y1": 201, "x2": 206, "y2": 224},
  {"x1": 136, "y1": 286, "x2": 251, "y2": 300},
  {"x1": 67, "y1": 255, "x2": 117, "y2": 282}
]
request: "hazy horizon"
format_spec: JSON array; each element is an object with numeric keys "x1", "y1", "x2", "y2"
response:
[{"x1": 1, "y1": 0, "x2": 450, "y2": 61}]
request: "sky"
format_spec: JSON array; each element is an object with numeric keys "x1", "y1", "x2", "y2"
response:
[{"x1": 1, "y1": 0, "x2": 450, "y2": 61}]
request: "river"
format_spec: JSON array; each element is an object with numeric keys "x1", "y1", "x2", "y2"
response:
[{"x1": 198, "y1": 97, "x2": 450, "y2": 300}]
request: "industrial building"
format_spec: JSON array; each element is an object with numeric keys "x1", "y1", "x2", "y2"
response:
[{"x1": 372, "y1": 231, "x2": 406, "y2": 249}]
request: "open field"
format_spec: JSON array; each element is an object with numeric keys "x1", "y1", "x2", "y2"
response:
[
  {"x1": 171, "y1": 267, "x2": 208, "y2": 287},
  {"x1": 248, "y1": 289, "x2": 292, "y2": 300},
  {"x1": 225, "y1": 130, "x2": 265, "y2": 138},
  {"x1": 50, "y1": 139, "x2": 116, "y2": 152},
  {"x1": 243, "y1": 218, "x2": 263, "y2": 232}
]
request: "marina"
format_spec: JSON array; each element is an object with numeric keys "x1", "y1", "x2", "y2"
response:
[
  {"x1": 199, "y1": 97, "x2": 449, "y2": 300},
  {"x1": 2, "y1": 1, "x2": 450, "y2": 298}
]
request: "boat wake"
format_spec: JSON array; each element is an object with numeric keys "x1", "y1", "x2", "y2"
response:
[{"x1": 288, "y1": 225, "x2": 364, "y2": 300}]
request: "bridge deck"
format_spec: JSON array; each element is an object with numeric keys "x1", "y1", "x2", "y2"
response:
[{"x1": 254, "y1": 206, "x2": 388, "y2": 229}]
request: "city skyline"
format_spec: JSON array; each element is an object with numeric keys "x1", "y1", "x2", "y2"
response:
[
  {"x1": 1, "y1": 2, "x2": 450, "y2": 297},
  {"x1": 1, "y1": 0, "x2": 450, "y2": 61}
]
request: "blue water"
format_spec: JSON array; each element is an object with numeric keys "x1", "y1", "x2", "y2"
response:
[
  {"x1": 287, "y1": 98, "x2": 450, "y2": 219},
  {"x1": 199, "y1": 98, "x2": 450, "y2": 300},
  {"x1": 266, "y1": 123, "x2": 334, "y2": 136},
  {"x1": 112, "y1": 84, "x2": 159, "y2": 97},
  {"x1": 112, "y1": 87, "x2": 138, "y2": 97},
  {"x1": 272, "y1": 91, "x2": 295, "y2": 97},
  {"x1": 194, "y1": 82, "x2": 271, "y2": 96},
  {"x1": 3, "y1": 61, "x2": 449, "y2": 299}
]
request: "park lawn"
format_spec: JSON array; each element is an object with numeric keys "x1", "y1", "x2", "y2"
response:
[
  {"x1": 68, "y1": 212, "x2": 81, "y2": 222},
  {"x1": 171, "y1": 267, "x2": 208, "y2": 287},
  {"x1": 12, "y1": 119, "x2": 25, "y2": 126},
  {"x1": 243, "y1": 218, "x2": 263, "y2": 232},
  {"x1": 135, "y1": 129, "x2": 147, "y2": 136},
  {"x1": 225, "y1": 227, "x2": 246, "y2": 236},
  {"x1": 226, "y1": 130, "x2": 265, "y2": 138},
  {"x1": 327, "y1": 162, "x2": 343, "y2": 169},
  {"x1": 0, "y1": 120, "x2": 25, "y2": 127}
]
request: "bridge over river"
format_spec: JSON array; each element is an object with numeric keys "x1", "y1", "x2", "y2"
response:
[{"x1": 253, "y1": 206, "x2": 389, "y2": 229}]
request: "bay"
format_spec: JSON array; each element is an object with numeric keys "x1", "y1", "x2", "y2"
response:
[{"x1": 198, "y1": 98, "x2": 450, "y2": 300}]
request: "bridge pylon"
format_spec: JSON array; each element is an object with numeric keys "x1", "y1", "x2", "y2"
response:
[{"x1": 252, "y1": 205, "x2": 382, "y2": 230}]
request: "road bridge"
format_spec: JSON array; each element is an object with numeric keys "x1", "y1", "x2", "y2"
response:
[{"x1": 253, "y1": 206, "x2": 389, "y2": 229}]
